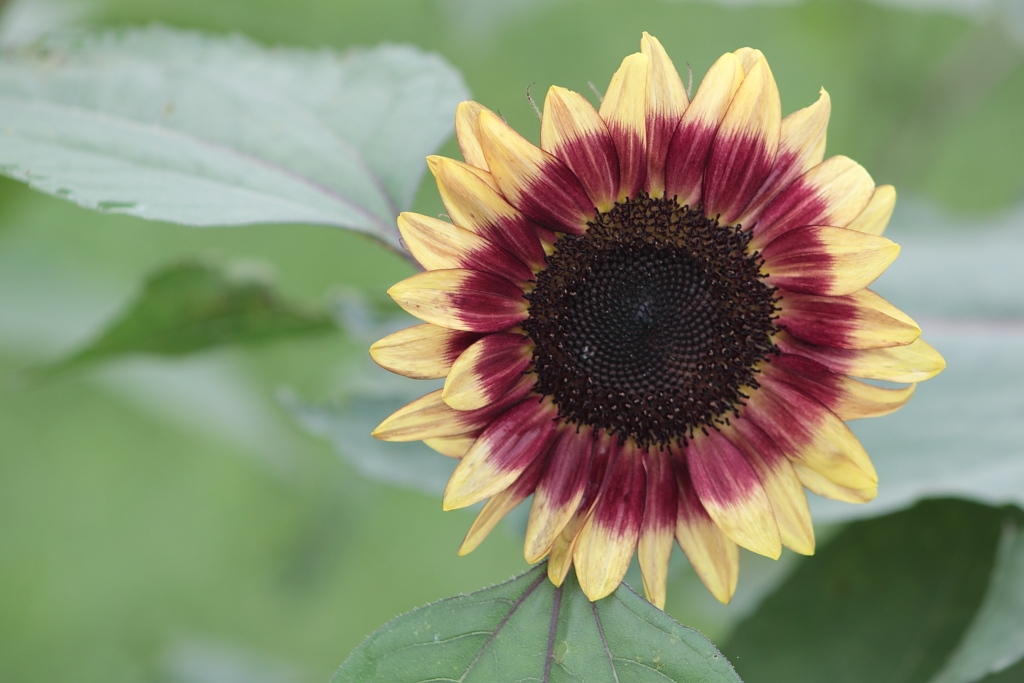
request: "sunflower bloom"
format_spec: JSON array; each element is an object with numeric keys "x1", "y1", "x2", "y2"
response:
[{"x1": 371, "y1": 34, "x2": 944, "y2": 608}]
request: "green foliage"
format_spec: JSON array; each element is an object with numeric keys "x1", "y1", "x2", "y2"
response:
[
  {"x1": 43, "y1": 260, "x2": 334, "y2": 372},
  {"x1": 724, "y1": 500, "x2": 1023, "y2": 683},
  {"x1": 0, "y1": 25, "x2": 468, "y2": 251},
  {"x1": 335, "y1": 563, "x2": 741, "y2": 683}
]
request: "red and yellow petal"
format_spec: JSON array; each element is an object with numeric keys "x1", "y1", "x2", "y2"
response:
[
  {"x1": 443, "y1": 398, "x2": 558, "y2": 510},
  {"x1": 547, "y1": 432, "x2": 615, "y2": 586},
  {"x1": 664, "y1": 51, "x2": 744, "y2": 207},
  {"x1": 763, "y1": 353, "x2": 916, "y2": 421},
  {"x1": 540, "y1": 86, "x2": 619, "y2": 212},
  {"x1": 702, "y1": 56, "x2": 782, "y2": 225},
  {"x1": 641, "y1": 32, "x2": 688, "y2": 198},
  {"x1": 776, "y1": 331, "x2": 945, "y2": 383},
  {"x1": 372, "y1": 377, "x2": 533, "y2": 442},
  {"x1": 777, "y1": 288, "x2": 921, "y2": 350},
  {"x1": 725, "y1": 423, "x2": 815, "y2": 555},
  {"x1": 675, "y1": 465, "x2": 741, "y2": 604},
  {"x1": 761, "y1": 225, "x2": 900, "y2": 296},
  {"x1": 600, "y1": 51, "x2": 650, "y2": 201},
  {"x1": 397, "y1": 212, "x2": 534, "y2": 283},
  {"x1": 574, "y1": 440, "x2": 646, "y2": 601},
  {"x1": 737, "y1": 88, "x2": 830, "y2": 228},
  {"x1": 457, "y1": 452, "x2": 548, "y2": 555},
  {"x1": 388, "y1": 269, "x2": 528, "y2": 333},
  {"x1": 443, "y1": 333, "x2": 533, "y2": 411},
  {"x1": 686, "y1": 428, "x2": 782, "y2": 559},
  {"x1": 524, "y1": 425, "x2": 594, "y2": 563},
  {"x1": 369, "y1": 323, "x2": 479, "y2": 380},
  {"x1": 740, "y1": 382, "x2": 878, "y2": 491},
  {"x1": 637, "y1": 448, "x2": 679, "y2": 609},
  {"x1": 428, "y1": 155, "x2": 549, "y2": 269},
  {"x1": 846, "y1": 184, "x2": 896, "y2": 236},
  {"x1": 751, "y1": 155, "x2": 875, "y2": 249},
  {"x1": 478, "y1": 108, "x2": 596, "y2": 234}
]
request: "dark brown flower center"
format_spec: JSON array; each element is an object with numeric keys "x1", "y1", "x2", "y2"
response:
[{"x1": 523, "y1": 194, "x2": 779, "y2": 448}]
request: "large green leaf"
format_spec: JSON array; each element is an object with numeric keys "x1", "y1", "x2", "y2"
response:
[
  {"x1": 0, "y1": 26, "x2": 468, "y2": 250},
  {"x1": 723, "y1": 499, "x2": 1011, "y2": 683},
  {"x1": 334, "y1": 563, "x2": 742, "y2": 683},
  {"x1": 931, "y1": 514, "x2": 1024, "y2": 683},
  {"x1": 44, "y1": 260, "x2": 334, "y2": 372}
]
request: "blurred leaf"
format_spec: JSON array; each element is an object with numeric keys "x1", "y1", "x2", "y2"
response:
[
  {"x1": 45, "y1": 260, "x2": 333, "y2": 372},
  {"x1": 810, "y1": 204, "x2": 1024, "y2": 524},
  {"x1": 930, "y1": 514, "x2": 1024, "y2": 683},
  {"x1": 280, "y1": 385, "x2": 456, "y2": 498},
  {"x1": 724, "y1": 499, "x2": 1012, "y2": 683},
  {"x1": 0, "y1": 25, "x2": 468, "y2": 250},
  {"x1": 334, "y1": 563, "x2": 743, "y2": 683}
]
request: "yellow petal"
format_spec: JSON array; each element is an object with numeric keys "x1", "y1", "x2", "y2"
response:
[
  {"x1": 641, "y1": 32, "x2": 688, "y2": 197},
  {"x1": 599, "y1": 51, "x2": 650, "y2": 200},
  {"x1": 676, "y1": 513, "x2": 740, "y2": 605},
  {"x1": 372, "y1": 390, "x2": 466, "y2": 442},
  {"x1": 846, "y1": 184, "x2": 897, "y2": 236},
  {"x1": 425, "y1": 433, "x2": 477, "y2": 458},
  {"x1": 455, "y1": 100, "x2": 490, "y2": 169},
  {"x1": 369, "y1": 323, "x2": 474, "y2": 380},
  {"x1": 637, "y1": 523, "x2": 674, "y2": 609},
  {"x1": 792, "y1": 461, "x2": 877, "y2": 503}
]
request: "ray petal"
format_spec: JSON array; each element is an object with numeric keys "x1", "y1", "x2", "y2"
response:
[
  {"x1": 846, "y1": 184, "x2": 897, "y2": 236},
  {"x1": 478, "y1": 109, "x2": 595, "y2": 234},
  {"x1": 638, "y1": 448, "x2": 679, "y2": 609},
  {"x1": 675, "y1": 465, "x2": 740, "y2": 605},
  {"x1": 641, "y1": 32, "x2": 688, "y2": 198},
  {"x1": 761, "y1": 225, "x2": 900, "y2": 296},
  {"x1": 388, "y1": 269, "x2": 528, "y2": 333},
  {"x1": 752, "y1": 155, "x2": 875, "y2": 249},
  {"x1": 664, "y1": 52, "x2": 744, "y2": 207},
  {"x1": 455, "y1": 100, "x2": 491, "y2": 170},
  {"x1": 547, "y1": 432, "x2": 615, "y2": 586},
  {"x1": 702, "y1": 57, "x2": 782, "y2": 225},
  {"x1": 458, "y1": 452, "x2": 548, "y2": 555},
  {"x1": 776, "y1": 331, "x2": 946, "y2": 383},
  {"x1": 686, "y1": 429, "x2": 782, "y2": 559},
  {"x1": 443, "y1": 398, "x2": 558, "y2": 510},
  {"x1": 428, "y1": 155, "x2": 549, "y2": 269},
  {"x1": 777, "y1": 288, "x2": 921, "y2": 350},
  {"x1": 369, "y1": 323, "x2": 479, "y2": 380},
  {"x1": 443, "y1": 333, "x2": 533, "y2": 411},
  {"x1": 723, "y1": 422, "x2": 815, "y2": 555},
  {"x1": 764, "y1": 353, "x2": 916, "y2": 421},
  {"x1": 739, "y1": 382, "x2": 878, "y2": 491},
  {"x1": 600, "y1": 52, "x2": 650, "y2": 200},
  {"x1": 398, "y1": 212, "x2": 534, "y2": 283},
  {"x1": 574, "y1": 441, "x2": 646, "y2": 601},
  {"x1": 541, "y1": 86, "x2": 619, "y2": 212},
  {"x1": 737, "y1": 88, "x2": 831, "y2": 227},
  {"x1": 524, "y1": 425, "x2": 594, "y2": 563}
]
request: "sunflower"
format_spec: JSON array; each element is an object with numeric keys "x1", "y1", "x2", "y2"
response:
[{"x1": 370, "y1": 33, "x2": 944, "y2": 608}]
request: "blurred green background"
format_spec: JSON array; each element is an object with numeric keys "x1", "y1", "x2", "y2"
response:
[{"x1": 1, "y1": 0, "x2": 1022, "y2": 681}]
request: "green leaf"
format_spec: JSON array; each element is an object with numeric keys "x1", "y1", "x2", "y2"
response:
[
  {"x1": 44, "y1": 260, "x2": 334, "y2": 372},
  {"x1": 724, "y1": 499, "x2": 1011, "y2": 683},
  {"x1": 0, "y1": 26, "x2": 469, "y2": 249},
  {"x1": 334, "y1": 563, "x2": 742, "y2": 683},
  {"x1": 931, "y1": 513, "x2": 1024, "y2": 683}
]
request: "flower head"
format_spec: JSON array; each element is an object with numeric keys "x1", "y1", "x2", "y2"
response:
[{"x1": 371, "y1": 34, "x2": 944, "y2": 607}]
